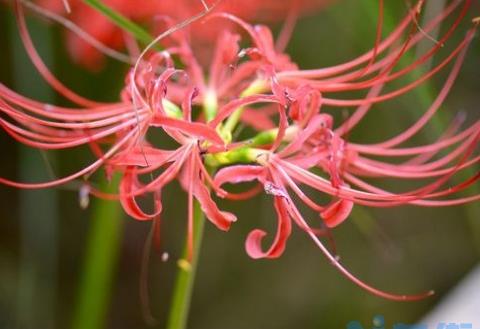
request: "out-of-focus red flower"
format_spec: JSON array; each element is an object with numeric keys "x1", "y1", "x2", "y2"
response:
[
  {"x1": 2, "y1": 0, "x2": 479, "y2": 300},
  {"x1": 36, "y1": 0, "x2": 334, "y2": 69},
  {"x1": 37, "y1": 0, "x2": 164, "y2": 68}
]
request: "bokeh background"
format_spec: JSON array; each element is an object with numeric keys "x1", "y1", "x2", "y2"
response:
[{"x1": 0, "y1": 1, "x2": 479, "y2": 328}]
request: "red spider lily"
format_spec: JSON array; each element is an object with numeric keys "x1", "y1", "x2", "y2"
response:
[
  {"x1": 34, "y1": 0, "x2": 333, "y2": 69},
  {"x1": 1, "y1": 0, "x2": 479, "y2": 300},
  {"x1": 109, "y1": 83, "x2": 238, "y2": 260}
]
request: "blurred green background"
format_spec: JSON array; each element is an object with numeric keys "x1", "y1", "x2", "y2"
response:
[{"x1": 0, "y1": 1, "x2": 479, "y2": 328}]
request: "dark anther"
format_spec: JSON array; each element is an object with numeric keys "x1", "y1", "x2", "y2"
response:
[{"x1": 191, "y1": 87, "x2": 199, "y2": 100}]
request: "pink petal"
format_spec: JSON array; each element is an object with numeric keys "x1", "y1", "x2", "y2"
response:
[
  {"x1": 151, "y1": 116, "x2": 224, "y2": 145},
  {"x1": 279, "y1": 114, "x2": 332, "y2": 158},
  {"x1": 194, "y1": 180, "x2": 236, "y2": 231},
  {"x1": 320, "y1": 198, "x2": 354, "y2": 228},
  {"x1": 209, "y1": 31, "x2": 240, "y2": 87},
  {"x1": 182, "y1": 87, "x2": 199, "y2": 121},
  {"x1": 245, "y1": 197, "x2": 292, "y2": 259},
  {"x1": 240, "y1": 108, "x2": 275, "y2": 131},
  {"x1": 271, "y1": 103, "x2": 288, "y2": 152},
  {"x1": 109, "y1": 146, "x2": 173, "y2": 167},
  {"x1": 214, "y1": 165, "x2": 265, "y2": 186},
  {"x1": 210, "y1": 95, "x2": 278, "y2": 128},
  {"x1": 119, "y1": 168, "x2": 162, "y2": 221}
]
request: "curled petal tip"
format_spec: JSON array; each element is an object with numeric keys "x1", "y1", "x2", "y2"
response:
[
  {"x1": 223, "y1": 211, "x2": 238, "y2": 223},
  {"x1": 245, "y1": 229, "x2": 269, "y2": 259},
  {"x1": 320, "y1": 199, "x2": 354, "y2": 228},
  {"x1": 215, "y1": 188, "x2": 228, "y2": 199}
]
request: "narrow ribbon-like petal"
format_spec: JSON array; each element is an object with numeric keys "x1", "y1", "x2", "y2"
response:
[
  {"x1": 320, "y1": 198, "x2": 354, "y2": 228},
  {"x1": 119, "y1": 168, "x2": 162, "y2": 220},
  {"x1": 152, "y1": 116, "x2": 224, "y2": 145},
  {"x1": 194, "y1": 180, "x2": 237, "y2": 231},
  {"x1": 245, "y1": 196, "x2": 292, "y2": 259},
  {"x1": 214, "y1": 165, "x2": 265, "y2": 186}
]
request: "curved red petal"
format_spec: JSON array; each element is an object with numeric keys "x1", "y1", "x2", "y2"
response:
[
  {"x1": 214, "y1": 165, "x2": 264, "y2": 187},
  {"x1": 120, "y1": 168, "x2": 162, "y2": 221},
  {"x1": 194, "y1": 181, "x2": 236, "y2": 231},
  {"x1": 152, "y1": 116, "x2": 224, "y2": 145},
  {"x1": 110, "y1": 146, "x2": 174, "y2": 167},
  {"x1": 245, "y1": 197, "x2": 292, "y2": 259},
  {"x1": 320, "y1": 198, "x2": 354, "y2": 228}
]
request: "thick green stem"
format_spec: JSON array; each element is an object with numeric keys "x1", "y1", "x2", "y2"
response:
[
  {"x1": 166, "y1": 201, "x2": 206, "y2": 329},
  {"x1": 71, "y1": 175, "x2": 124, "y2": 329},
  {"x1": 166, "y1": 98, "x2": 215, "y2": 329}
]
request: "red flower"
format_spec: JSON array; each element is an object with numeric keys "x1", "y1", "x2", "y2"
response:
[
  {"x1": 1, "y1": 0, "x2": 479, "y2": 300},
  {"x1": 35, "y1": 0, "x2": 334, "y2": 68}
]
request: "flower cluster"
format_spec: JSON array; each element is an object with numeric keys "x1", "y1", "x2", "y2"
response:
[{"x1": 1, "y1": 0, "x2": 479, "y2": 301}]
